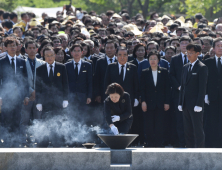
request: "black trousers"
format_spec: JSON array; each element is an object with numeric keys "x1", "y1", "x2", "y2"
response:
[
  {"x1": 183, "y1": 107, "x2": 205, "y2": 148},
  {"x1": 130, "y1": 104, "x2": 144, "y2": 145},
  {"x1": 143, "y1": 107, "x2": 164, "y2": 147},
  {"x1": 205, "y1": 97, "x2": 222, "y2": 148},
  {"x1": 1, "y1": 100, "x2": 22, "y2": 132},
  {"x1": 173, "y1": 95, "x2": 185, "y2": 147},
  {"x1": 114, "y1": 117, "x2": 133, "y2": 134}
]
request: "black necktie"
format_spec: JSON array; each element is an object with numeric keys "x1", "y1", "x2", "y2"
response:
[
  {"x1": 109, "y1": 59, "x2": 113, "y2": 64},
  {"x1": 218, "y1": 58, "x2": 221, "y2": 73},
  {"x1": 49, "y1": 64, "x2": 53, "y2": 81},
  {"x1": 120, "y1": 65, "x2": 124, "y2": 81},
  {"x1": 11, "y1": 58, "x2": 15, "y2": 74},
  {"x1": 184, "y1": 55, "x2": 187, "y2": 65},
  {"x1": 188, "y1": 64, "x2": 192, "y2": 72},
  {"x1": 75, "y1": 63, "x2": 79, "y2": 77}
]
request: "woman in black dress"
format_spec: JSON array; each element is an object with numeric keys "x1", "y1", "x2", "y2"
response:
[
  {"x1": 140, "y1": 51, "x2": 171, "y2": 147},
  {"x1": 104, "y1": 83, "x2": 133, "y2": 135}
]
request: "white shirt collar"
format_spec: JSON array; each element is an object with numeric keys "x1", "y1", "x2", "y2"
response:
[
  {"x1": 136, "y1": 59, "x2": 144, "y2": 64},
  {"x1": 215, "y1": 55, "x2": 222, "y2": 61},
  {"x1": 47, "y1": 61, "x2": 55, "y2": 68},
  {"x1": 190, "y1": 58, "x2": 198, "y2": 67},
  {"x1": 7, "y1": 54, "x2": 16, "y2": 62},
  {"x1": 73, "y1": 59, "x2": 82, "y2": 65},
  {"x1": 118, "y1": 62, "x2": 127, "y2": 68},
  {"x1": 181, "y1": 52, "x2": 186, "y2": 57},
  {"x1": 106, "y1": 55, "x2": 116, "y2": 61}
]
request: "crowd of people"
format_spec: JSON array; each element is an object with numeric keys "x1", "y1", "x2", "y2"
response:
[{"x1": 0, "y1": 6, "x2": 222, "y2": 148}]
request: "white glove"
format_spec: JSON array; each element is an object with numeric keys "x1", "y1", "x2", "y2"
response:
[
  {"x1": 205, "y1": 95, "x2": 210, "y2": 105},
  {"x1": 194, "y1": 106, "x2": 202, "y2": 112},
  {"x1": 111, "y1": 125, "x2": 119, "y2": 135},
  {"x1": 178, "y1": 105, "x2": 183, "y2": 111},
  {"x1": 112, "y1": 115, "x2": 120, "y2": 122},
  {"x1": 63, "y1": 100, "x2": 69, "y2": 108},
  {"x1": 36, "y1": 104, "x2": 42, "y2": 111},
  {"x1": 134, "y1": 99, "x2": 139, "y2": 107}
]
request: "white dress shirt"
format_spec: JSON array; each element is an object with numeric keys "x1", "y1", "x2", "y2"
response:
[
  {"x1": 181, "y1": 52, "x2": 188, "y2": 64},
  {"x1": 73, "y1": 59, "x2": 82, "y2": 74},
  {"x1": 106, "y1": 55, "x2": 116, "y2": 65},
  {"x1": 152, "y1": 70, "x2": 158, "y2": 86},
  {"x1": 215, "y1": 55, "x2": 222, "y2": 67},
  {"x1": 8, "y1": 54, "x2": 17, "y2": 74},
  {"x1": 189, "y1": 59, "x2": 198, "y2": 71},
  {"x1": 118, "y1": 62, "x2": 127, "y2": 81},
  {"x1": 46, "y1": 61, "x2": 55, "y2": 77}
]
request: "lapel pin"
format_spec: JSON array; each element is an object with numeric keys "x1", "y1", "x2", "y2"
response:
[
  {"x1": 127, "y1": 68, "x2": 130, "y2": 71},
  {"x1": 158, "y1": 71, "x2": 161, "y2": 73},
  {"x1": 57, "y1": 72, "x2": 61, "y2": 77}
]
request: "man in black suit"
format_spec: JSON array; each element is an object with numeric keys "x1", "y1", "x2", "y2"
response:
[
  {"x1": 170, "y1": 36, "x2": 192, "y2": 147},
  {"x1": 178, "y1": 44, "x2": 208, "y2": 148},
  {"x1": 104, "y1": 46, "x2": 139, "y2": 107},
  {"x1": 0, "y1": 37, "x2": 29, "y2": 132},
  {"x1": 204, "y1": 37, "x2": 222, "y2": 147},
  {"x1": 94, "y1": 40, "x2": 117, "y2": 103},
  {"x1": 35, "y1": 46, "x2": 69, "y2": 116},
  {"x1": 65, "y1": 44, "x2": 92, "y2": 123}
]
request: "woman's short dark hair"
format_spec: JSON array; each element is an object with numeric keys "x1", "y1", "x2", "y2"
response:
[
  {"x1": 54, "y1": 47, "x2": 66, "y2": 63},
  {"x1": 105, "y1": 83, "x2": 124, "y2": 97},
  {"x1": 133, "y1": 43, "x2": 147, "y2": 58},
  {"x1": 147, "y1": 51, "x2": 161, "y2": 61},
  {"x1": 80, "y1": 42, "x2": 90, "y2": 57}
]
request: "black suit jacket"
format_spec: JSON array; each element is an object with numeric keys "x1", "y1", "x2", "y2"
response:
[
  {"x1": 179, "y1": 60, "x2": 208, "y2": 110},
  {"x1": 170, "y1": 53, "x2": 184, "y2": 92},
  {"x1": 35, "y1": 62, "x2": 69, "y2": 111},
  {"x1": 140, "y1": 67, "x2": 170, "y2": 110},
  {"x1": 129, "y1": 58, "x2": 138, "y2": 68},
  {"x1": 104, "y1": 62, "x2": 139, "y2": 104},
  {"x1": 65, "y1": 60, "x2": 92, "y2": 99},
  {"x1": 0, "y1": 56, "x2": 28, "y2": 102},
  {"x1": 204, "y1": 57, "x2": 222, "y2": 102},
  {"x1": 94, "y1": 56, "x2": 117, "y2": 101},
  {"x1": 104, "y1": 92, "x2": 132, "y2": 125}
]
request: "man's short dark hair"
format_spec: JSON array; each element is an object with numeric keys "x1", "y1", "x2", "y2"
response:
[
  {"x1": 165, "y1": 46, "x2": 176, "y2": 53},
  {"x1": 147, "y1": 41, "x2": 159, "y2": 50},
  {"x1": 21, "y1": 13, "x2": 27, "y2": 19},
  {"x1": 169, "y1": 37, "x2": 180, "y2": 45},
  {"x1": 193, "y1": 37, "x2": 204, "y2": 45},
  {"x1": 25, "y1": 40, "x2": 37, "y2": 49},
  {"x1": 195, "y1": 13, "x2": 203, "y2": 20},
  {"x1": 213, "y1": 38, "x2": 222, "y2": 48},
  {"x1": 51, "y1": 36, "x2": 62, "y2": 43},
  {"x1": 147, "y1": 51, "x2": 161, "y2": 61},
  {"x1": 3, "y1": 12, "x2": 10, "y2": 20},
  {"x1": 105, "y1": 40, "x2": 118, "y2": 49},
  {"x1": 201, "y1": 36, "x2": 213, "y2": 46},
  {"x1": 43, "y1": 46, "x2": 54, "y2": 57},
  {"x1": 4, "y1": 37, "x2": 18, "y2": 47},
  {"x1": 13, "y1": 26, "x2": 22, "y2": 33},
  {"x1": 10, "y1": 12, "x2": 17, "y2": 20},
  {"x1": 70, "y1": 44, "x2": 83, "y2": 52},
  {"x1": 105, "y1": 83, "x2": 124, "y2": 97},
  {"x1": 3, "y1": 20, "x2": 13, "y2": 29},
  {"x1": 116, "y1": 46, "x2": 128, "y2": 55},
  {"x1": 186, "y1": 43, "x2": 202, "y2": 52},
  {"x1": 179, "y1": 36, "x2": 192, "y2": 43}
]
